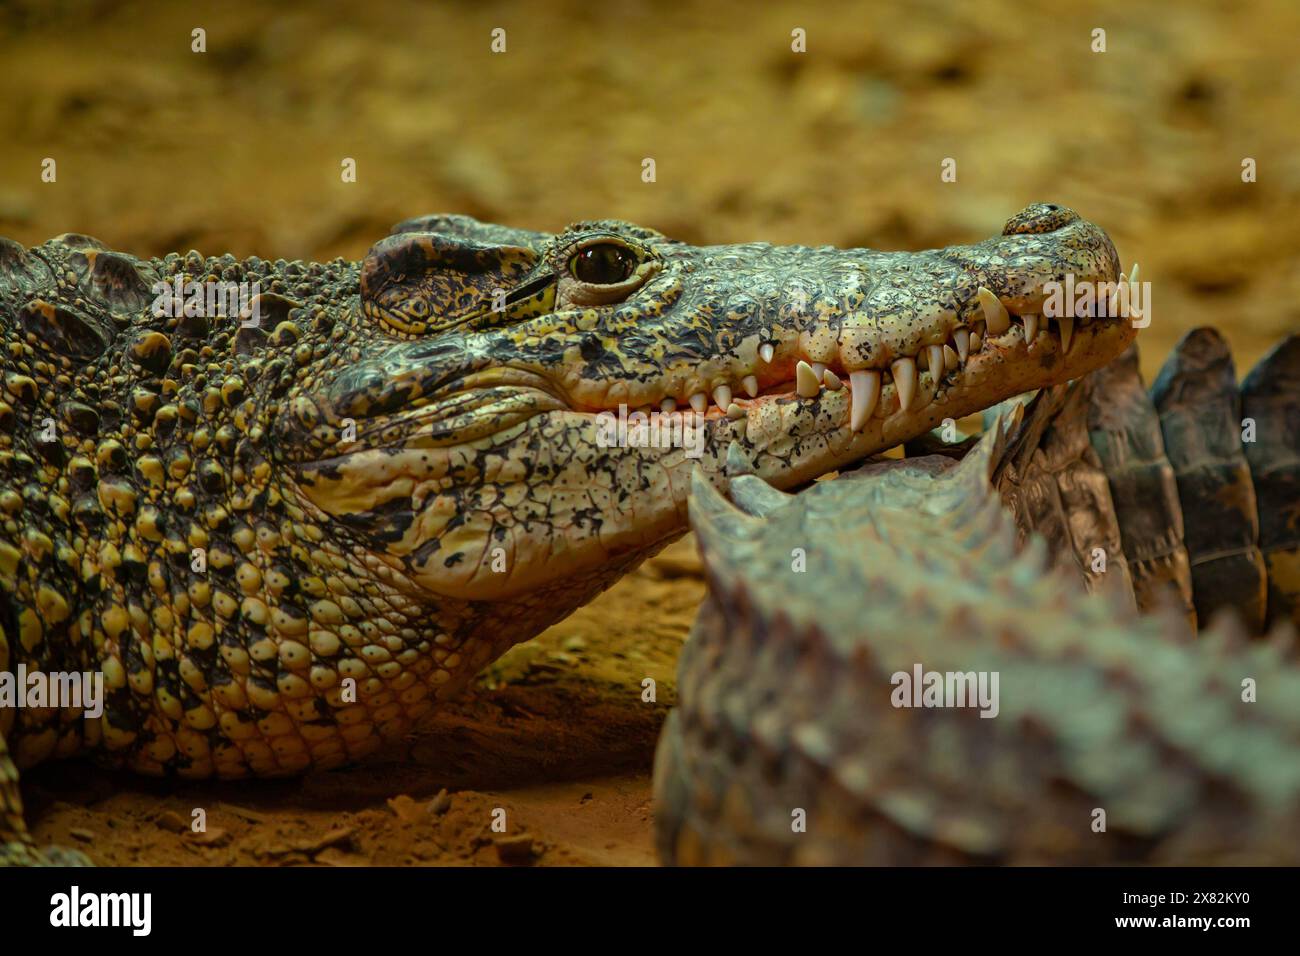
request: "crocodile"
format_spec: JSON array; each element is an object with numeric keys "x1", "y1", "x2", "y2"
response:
[
  {"x1": 653, "y1": 332, "x2": 1300, "y2": 865},
  {"x1": 0, "y1": 202, "x2": 1136, "y2": 864}
]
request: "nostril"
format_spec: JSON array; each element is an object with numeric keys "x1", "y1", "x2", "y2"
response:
[{"x1": 1002, "y1": 203, "x2": 1078, "y2": 236}]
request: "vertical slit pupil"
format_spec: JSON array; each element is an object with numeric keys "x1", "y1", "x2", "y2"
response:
[{"x1": 572, "y1": 245, "x2": 634, "y2": 284}]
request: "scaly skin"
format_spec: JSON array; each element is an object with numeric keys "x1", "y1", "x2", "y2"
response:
[
  {"x1": 1083, "y1": 332, "x2": 1299, "y2": 632},
  {"x1": 1087, "y1": 344, "x2": 1196, "y2": 628},
  {"x1": 0, "y1": 203, "x2": 1135, "y2": 862},
  {"x1": 1240, "y1": 335, "x2": 1300, "y2": 628},
  {"x1": 655, "y1": 343, "x2": 1300, "y2": 866}
]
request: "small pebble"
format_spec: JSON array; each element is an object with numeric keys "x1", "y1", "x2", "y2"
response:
[
  {"x1": 427, "y1": 789, "x2": 453, "y2": 816},
  {"x1": 155, "y1": 810, "x2": 188, "y2": 833},
  {"x1": 386, "y1": 794, "x2": 423, "y2": 824},
  {"x1": 189, "y1": 826, "x2": 230, "y2": 847}
]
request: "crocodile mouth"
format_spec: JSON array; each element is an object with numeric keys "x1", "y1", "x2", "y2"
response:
[
  {"x1": 499, "y1": 269, "x2": 1140, "y2": 437},
  {"x1": 296, "y1": 265, "x2": 1140, "y2": 466},
  {"x1": 288, "y1": 274, "x2": 1139, "y2": 603},
  {"x1": 279, "y1": 203, "x2": 1136, "y2": 603},
  {"x1": 711, "y1": 277, "x2": 1140, "y2": 432}
]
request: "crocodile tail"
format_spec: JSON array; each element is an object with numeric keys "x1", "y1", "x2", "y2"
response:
[
  {"x1": 1240, "y1": 333, "x2": 1300, "y2": 629},
  {"x1": 1150, "y1": 328, "x2": 1268, "y2": 631},
  {"x1": 1085, "y1": 343, "x2": 1196, "y2": 628}
]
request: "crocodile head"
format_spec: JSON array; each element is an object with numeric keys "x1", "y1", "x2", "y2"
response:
[
  {"x1": 281, "y1": 202, "x2": 1137, "y2": 617},
  {"x1": 0, "y1": 203, "x2": 1136, "y2": 776}
]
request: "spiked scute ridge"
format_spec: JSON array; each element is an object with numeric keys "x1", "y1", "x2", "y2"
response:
[
  {"x1": 656, "y1": 404, "x2": 1300, "y2": 866},
  {"x1": 1150, "y1": 329, "x2": 1267, "y2": 630}
]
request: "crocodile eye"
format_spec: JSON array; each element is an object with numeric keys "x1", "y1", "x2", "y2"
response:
[
  {"x1": 406, "y1": 298, "x2": 429, "y2": 318},
  {"x1": 570, "y1": 243, "x2": 635, "y2": 284}
]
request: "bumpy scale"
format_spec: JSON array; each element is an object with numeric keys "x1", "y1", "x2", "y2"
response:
[{"x1": 0, "y1": 204, "x2": 1136, "y2": 862}]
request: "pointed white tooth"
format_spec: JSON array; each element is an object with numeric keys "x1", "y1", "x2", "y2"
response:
[
  {"x1": 712, "y1": 384, "x2": 732, "y2": 410},
  {"x1": 726, "y1": 402, "x2": 746, "y2": 420},
  {"x1": 759, "y1": 343, "x2": 775, "y2": 363},
  {"x1": 969, "y1": 331, "x2": 982, "y2": 352},
  {"x1": 725, "y1": 440, "x2": 751, "y2": 473},
  {"x1": 1023, "y1": 313, "x2": 1039, "y2": 344},
  {"x1": 928, "y1": 345, "x2": 945, "y2": 383},
  {"x1": 977, "y1": 286, "x2": 1011, "y2": 335},
  {"x1": 1058, "y1": 314, "x2": 1074, "y2": 353},
  {"x1": 660, "y1": 397, "x2": 676, "y2": 413},
  {"x1": 943, "y1": 344, "x2": 959, "y2": 373},
  {"x1": 952, "y1": 328, "x2": 969, "y2": 363},
  {"x1": 823, "y1": 369, "x2": 842, "y2": 391},
  {"x1": 849, "y1": 370, "x2": 880, "y2": 432},
  {"x1": 811, "y1": 362, "x2": 826, "y2": 381},
  {"x1": 1130, "y1": 262, "x2": 1139, "y2": 287},
  {"x1": 795, "y1": 360, "x2": 822, "y2": 398},
  {"x1": 690, "y1": 391, "x2": 708, "y2": 414},
  {"x1": 1113, "y1": 271, "x2": 1129, "y2": 318},
  {"x1": 741, "y1": 374, "x2": 759, "y2": 398},
  {"x1": 892, "y1": 356, "x2": 917, "y2": 411}
]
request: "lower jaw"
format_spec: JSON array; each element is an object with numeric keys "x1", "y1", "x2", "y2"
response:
[{"x1": 311, "y1": 321, "x2": 1133, "y2": 601}]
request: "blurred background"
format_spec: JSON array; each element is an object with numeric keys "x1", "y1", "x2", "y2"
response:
[
  {"x1": 5, "y1": 0, "x2": 1300, "y2": 866},
  {"x1": 2, "y1": 0, "x2": 1298, "y2": 379}
]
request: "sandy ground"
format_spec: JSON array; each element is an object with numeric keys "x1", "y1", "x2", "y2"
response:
[{"x1": 3, "y1": 0, "x2": 1298, "y2": 864}]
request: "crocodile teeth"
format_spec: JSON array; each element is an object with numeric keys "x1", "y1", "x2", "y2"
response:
[
  {"x1": 811, "y1": 362, "x2": 826, "y2": 381},
  {"x1": 725, "y1": 402, "x2": 746, "y2": 420},
  {"x1": 978, "y1": 286, "x2": 1011, "y2": 335},
  {"x1": 823, "y1": 369, "x2": 842, "y2": 391},
  {"x1": 741, "y1": 374, "x2": 759, "y2": 398},
  {"x1": 892, "y1": 357, "x2": 917, "y2": 411},
  {"x1": 689, "y1": 392, "x2": 708, "y2": 414},
  {"x1": 1057, "y1": 314, "x2": 1074, "y2": 353},
  {"x1": 969, "y1": 331, "x2": 982, "y2": 352},
  {"x1": 927, "y1": 345, "x2": 945, "y2": 383},
  {"x1": 713, "y1": 384, "x2": 732, "y2": 411},
  {"x1": 952, "y1": 328, "x2": 970, "y2": 363},
  {"x1": 796, "y1": 360, "x2": 822, "y2": 398},
  {"x1": 943, "y1": 344, "x2": 959, "y2": 373},
  {"x1": 1023, "y1": 313, "x2": 1039, "y2": 344},
  {"x1": 849, "y1": 370, "x2": 880, "y2": 431},
  {"x1": 724, "y1": 441, "x2": 753, "y2": 475},
  {"x1": 759, "y1": 343, "x2": 775, "y2": 363},
  {"x1": 661, "y1": 397, "x2": 676, "y2": 413}
]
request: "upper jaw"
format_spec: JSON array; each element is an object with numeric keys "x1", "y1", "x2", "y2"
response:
[
  {"x1": 289, "y1": 210, "x2": 1130, "y2": 466},
  {"x1": 518, "y1": 212, "x2": 1128, "y2": 429}
]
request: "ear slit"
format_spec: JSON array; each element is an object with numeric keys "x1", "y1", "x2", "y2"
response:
[{"x1": 505, "y1": 271, "x2": 557, "y2": 304}]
